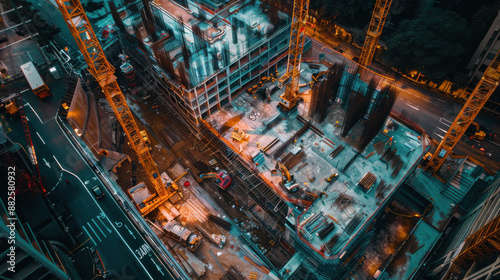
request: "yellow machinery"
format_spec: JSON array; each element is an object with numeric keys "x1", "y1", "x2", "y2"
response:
[
  {"x1": 2, "y1": 99, "x2": 19, "y2": 115},
  {"x1": 278, "y1": 0, "x2": 310, "y2": 111},
  {"x1": 325, "y1": 173, "x2": 338, "y2": 182},
  {"x1": 230, "y1": 126, "x2": 249, "y2": 142},
  {"x1": 56, "y1": 0, "x2": 177, "y2": 215},
  {"x1": 274, "y1": 160, "x2": 299, "y2": 192},
  {"x1": 359, "y1": 0, "x2": 392, "y2": 73},
  {"x1": 467, "y1": 122, "x2": 486, "y2": 140},
  {"x1": 425, "y1": 50, "x2": 500, "y2": 174}
]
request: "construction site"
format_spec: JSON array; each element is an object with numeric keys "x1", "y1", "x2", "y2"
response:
[{"x1": 2, "y1": 0, "x2": 500, "y2": 279}]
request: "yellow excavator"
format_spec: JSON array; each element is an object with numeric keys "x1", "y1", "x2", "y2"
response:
[
  {"x1": 466, "y1": 122, "x2": 486, "y2": 140},
  {"x1": 197, "y1": 168, "x2": 232, "y2": 190},
  {"x1": 309, "y1": 71, "x2": 328, "y2": 87},
  {"x1": 273, "y1": 161, "x2": 299, "y2": 192}
]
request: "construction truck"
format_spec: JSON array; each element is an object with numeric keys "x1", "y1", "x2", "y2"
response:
[
  {"x1": 273, "y1": 160, "x2": 300, "y2": 193},
  {"x1": 20, "y1": 62, "x2": 51, "y2": 99},
  {"x1": 163, "y1": 220, "x2": 202, "y2": 251},
  {"x1": 198, "y1": 168, "x2": 232, "y2": 190},
  {"x1": 465, "y1": 122, "x2": 495, "y2": 140}
]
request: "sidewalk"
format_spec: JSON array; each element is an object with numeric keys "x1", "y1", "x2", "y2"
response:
[{"x1": 304, "y1": 25, "x2": 361, "y2": 60}]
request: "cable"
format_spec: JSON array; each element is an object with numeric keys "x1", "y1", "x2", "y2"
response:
[{"x1": 386, "y1": 207, "x2": 421, "y2": 218}]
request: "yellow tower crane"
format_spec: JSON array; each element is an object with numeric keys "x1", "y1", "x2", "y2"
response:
[
  {"x1": 56, "y1": 0, "x2": 178, "y2": 215},
  {"x1": 425, "y1": 50, "x2": 500, "y2": 174},
  {"x1": 277, "y1": 0, "x2": 310, "y2": 112},
  {"x1": 359, "y1": 0, "x2": 392, "y2": 72}
]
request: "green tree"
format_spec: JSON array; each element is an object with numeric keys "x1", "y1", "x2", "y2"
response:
[
  {"x1": 84, "y1": 1, "x2": 105, "y2": 13},
  {"x1": 384, "y1": 8, "x2": 471, "y2": 82},
  {"x1": 310, "y1": 0, "x2": 372, "y2": 28}
]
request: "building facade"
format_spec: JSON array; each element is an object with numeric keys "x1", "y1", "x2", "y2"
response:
[
  {"x1": 466, "y1": 8, "x2": 500, "y2": 116},
  {"x1": 121, "y1": 0, "x2": 291, "y2": 127},
  {"x1": 420, "y1": 173, "x2": 500, "y2": 280}
]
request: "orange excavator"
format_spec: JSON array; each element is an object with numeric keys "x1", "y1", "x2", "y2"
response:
[{"x1": 198, "y1": 168, "x2": 232, "y2": 190}]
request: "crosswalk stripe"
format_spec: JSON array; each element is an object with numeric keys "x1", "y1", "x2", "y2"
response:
[
  {"x1": 87, "y1": 222, "x2": 102, "y2": 242},
  {"x1": 93, "y1": 218, "x2": 106, "y2": 238},
  {"x1": 82, "y1": 225, "x2": 97, "y2": 246}
]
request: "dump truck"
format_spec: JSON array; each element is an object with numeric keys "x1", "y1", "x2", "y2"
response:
[
  {"x1": 163, "y1": 220, "x2": 202, "y2": 251},
  {"x1": 20, "y1": 62, "x2": 51, "y2": 99}
]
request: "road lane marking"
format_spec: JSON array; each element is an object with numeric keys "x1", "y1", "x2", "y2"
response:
[
  {"x1": 25, "y1": 102, "x2": 43, "y2": 123},
  {"x1": 55, "y1": 162, "x2": 155, "y2": 279},
  {"x1": 436, "y1": 127, "x2": 449, "y2": 133},
  {"x1": 55, "y1": 119, "x2": 169, "y2": 279},
  {"x1": 439, "y1": 118, "x2": 453, "y2": 126},
  {"x1": 97, "y1": 214, "x2": 112, "y2": 233},
  {"x1": 36, "y1": 132, "x2": 46, "y2": 144},
  {"x1": 87, "y1": 222, "x2": 102, "y2": 242},
  {"x1": 115, "y1": 221, "x2": 123, "y2": 227},
  {"x1": 405, "y1": 102, "x2": 419, "y2": 111},
  {"x1": 150, "y1": 258, "x2": 165, "y2": 276},
  {"x1": 92, "y1": 218, "x2": 107, "y2": 238},
  {"x1": 124, "y1": 224, "x2": 136, "y2": 239},
  {"x1": 42, "y1": 158, "x2": 51, "y2": 169},
  {"x1": 486, "y1": 139, "x2": 500, "y2": 147},
  {"x1": 52, "y1": 155, "x2": 62, "y2": 169},
  {"x1": 434, "y1": 132, "x2": 445, "y2": 139},
  {"x1": 82, "y1": 225, "x2": 97, "y2": 246}
]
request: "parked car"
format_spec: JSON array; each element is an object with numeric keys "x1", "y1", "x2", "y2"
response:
[{"x1": 92, "y1": 185, "x2": 105, "y2": 199}]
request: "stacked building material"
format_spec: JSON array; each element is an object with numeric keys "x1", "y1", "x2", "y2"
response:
[
  {"x1": 282, "y1": 150, "x2": 306, "y2": 170},
  {"x1": 317, "y1": 223, "x2": 335, "y2": 240},
  {"x1": 330, "y1": 145, "x2": 344, "y2": 159},
  {"x1": 272, "y1": 121, "x2": 310, "y2": 159},
  {"x1": 208, "y1": 214, "x2": 232, "y2": 231},
  {"x1": 358, "y1": 172, "x2": 377, "y2": 192}
]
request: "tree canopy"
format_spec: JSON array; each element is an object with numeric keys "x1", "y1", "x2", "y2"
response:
[
  {"x1": 384, "y1": 8, "x2": 471, "y2": 82},
  {"x1": 309, "y1": 0, "x2": 372, "y2": 28}
]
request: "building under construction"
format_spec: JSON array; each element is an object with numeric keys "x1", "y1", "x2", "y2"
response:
[{"x1": 113, "y1": 0, "x2": 293, "y2": 128}]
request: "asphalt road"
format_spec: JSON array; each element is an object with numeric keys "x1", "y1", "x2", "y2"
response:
[
  {"x1": 307, "y1": 37, "x2": 500, "y2": 161},
  {"x1": 4, "y1": 80, "x2": 175, "y2": 279}
]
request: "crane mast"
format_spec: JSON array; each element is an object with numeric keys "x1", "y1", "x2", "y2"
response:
[
  {"x1": 16, "y1": 93, "x2": 46, "y2": 194},
  {"x1": 425, "y1": 50, "x2": 500, "y2": 174},
  {"x1": 56, "y1": 0, "x2": 177, "y2": 215},
  {"x1": 278, "y1": 0, "x2": 310, "y2": 111},
  {"x1": 359, "y1": 0, "x2": 392, "y2": 72}
]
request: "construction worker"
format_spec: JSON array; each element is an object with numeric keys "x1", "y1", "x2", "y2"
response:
[
  {"x1": 335, "y1": 120, "x2": 339, "y2": 127},
  {"x1": 66, "y1": 179, "x2": 70, "y2": 185}
]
